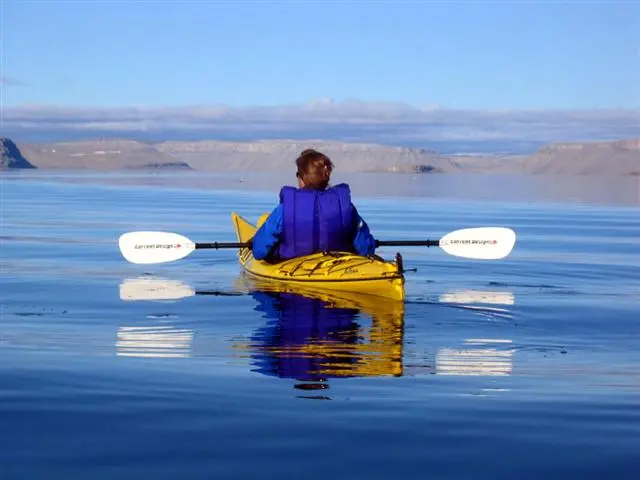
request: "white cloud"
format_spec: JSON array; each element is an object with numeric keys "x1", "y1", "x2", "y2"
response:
[{"x1": 3, "y1": 100, "x2": 639, "y2": 149}]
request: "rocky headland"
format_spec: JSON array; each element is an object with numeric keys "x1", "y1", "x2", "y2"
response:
[{"x1": 1, "y1": 137, "x2": 36, "y2": 169}]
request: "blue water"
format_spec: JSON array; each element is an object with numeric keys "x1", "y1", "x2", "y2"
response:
[{"x1": 2, "y1": 171, "x2": 639, "y2": 479}]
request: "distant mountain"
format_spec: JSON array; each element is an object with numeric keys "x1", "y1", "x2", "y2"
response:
[
  {"x1": 8, "y1": 137, "x2": 640, "y2": 176},
  {"x1": 524, "y1": 139, "x2": 640, "y2": 175},
  {"x1": 154, "y1": 139, "x2": 458, "y2": 173},
  {"x1": 0, "y1": 137, "x2": 36, "y2": 169},
  {"x1": 18, "y1": 139, "x2": 177, "y2": 170},
  {"x1": 18, "y1": 138, "x2": 458, "y2": 173}
]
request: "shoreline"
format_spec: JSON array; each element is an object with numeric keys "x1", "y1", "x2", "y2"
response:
[
  {"x1": 3, "y1": 137, "x2": 639, "y2": 176},
  {"x1": 4, "y1": 169, "x2": 639, "y2": 207}
]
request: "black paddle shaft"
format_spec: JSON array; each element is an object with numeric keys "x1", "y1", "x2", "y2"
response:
[
  {"x1": 195, "y1": 240, "x2": 440, "y2": 249},
  {"x1": 376, "y1": 240, "x2": 440, "y2": 247},
  {"x1": 195, "y1": 242, "x2": 249, "y2": 249}
]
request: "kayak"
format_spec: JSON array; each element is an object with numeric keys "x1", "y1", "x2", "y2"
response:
[{"x1": 231, "y1": 212, "x2": 406, "y2": 301}]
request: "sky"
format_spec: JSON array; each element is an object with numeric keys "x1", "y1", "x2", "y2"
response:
[{"x1": 1, "y1": 0, "x2": 639, "y2": 149}]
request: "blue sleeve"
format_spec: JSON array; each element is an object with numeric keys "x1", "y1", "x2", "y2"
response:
[
  {"x1": 351, "y1": 205, "x2": 377, "y2": 256},
  {"x1": 251, "y1": 205, "x2": 284, "y2": 260}
]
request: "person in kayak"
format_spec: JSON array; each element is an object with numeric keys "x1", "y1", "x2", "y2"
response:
[{"x1": 251, "y1": 148, "x2": 377, "y2": 262}]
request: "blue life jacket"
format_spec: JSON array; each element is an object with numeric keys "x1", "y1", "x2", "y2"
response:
[{"x1": 277, "y1": 183, "x2": 355, "y2": 260}]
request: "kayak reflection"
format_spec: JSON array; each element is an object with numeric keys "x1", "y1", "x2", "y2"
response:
[
  {"x1": 117, "y1": 276, "x2": 516, "y2": 380},
  {"x1": 235, "y1": 279, "x2": 405, "y2": 385}
]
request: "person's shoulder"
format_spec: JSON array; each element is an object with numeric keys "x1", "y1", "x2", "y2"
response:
[
  {"x1": 329, "y1": 182, "x2": 351, "y2": 192},
  {"x1": 279, "y1": 185, "x2": 297, "y2": 194},
  {"x1": 278, "y1": 185, "x2": 297, "y2": 201},
  {"x1": 329, "y1": 183, "x2": 352, "y2": 198}
]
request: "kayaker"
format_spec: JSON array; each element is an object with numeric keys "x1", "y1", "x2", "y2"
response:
[{"x1": 251, "y1": 148, "x2": 377, "y2": 261}]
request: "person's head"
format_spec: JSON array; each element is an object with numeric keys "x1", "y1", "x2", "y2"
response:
[{"x1": 295, "y1": 149, "x2": 334, "y2": 190}]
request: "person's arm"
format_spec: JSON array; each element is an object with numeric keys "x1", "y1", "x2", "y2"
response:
[
  {"x1": 351, "y1": 205, "x2": 376, "y2": 256},
  {"x1": 251, "y1": 205, "x2": 284, "y2": 260}
]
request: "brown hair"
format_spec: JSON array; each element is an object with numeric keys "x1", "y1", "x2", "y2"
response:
[{"x1": 295, "y1": 149, "x2": 334, "y2": 190}]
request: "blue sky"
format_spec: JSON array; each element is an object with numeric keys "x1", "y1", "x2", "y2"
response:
[
  {"x1": 2, "y1": 1, "x2": 638, "y2": 148},
  {"x1": 3, "y1": 0, "x2": 638, "y2": 109}
]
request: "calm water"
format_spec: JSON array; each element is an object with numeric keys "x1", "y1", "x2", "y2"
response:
[{"x1": 2, "y1": 171, "x2": 639, "y2": 479}]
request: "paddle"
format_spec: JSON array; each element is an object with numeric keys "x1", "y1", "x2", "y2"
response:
[{"x1": 118, "y1": 227, "x2": 516, "y2": 265}]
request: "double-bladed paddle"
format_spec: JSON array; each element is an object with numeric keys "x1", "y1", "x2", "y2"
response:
[{"x1": 118, "y1": 227, "x2": 516, "y2": 265}]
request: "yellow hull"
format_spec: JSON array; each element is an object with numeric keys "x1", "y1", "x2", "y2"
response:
[{"x1": 231, "y1": 212, "x2": 405, "y2": 301}]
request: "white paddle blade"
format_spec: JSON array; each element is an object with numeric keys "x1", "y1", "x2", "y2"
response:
[
  {"x1": 118, "y1": 231, "x2": 196, "y2": 264},
  {"x1": 440, "y1": 227, "x2": 516, "y2": 260},
  {"x1": 119, "y1": 278, "x2": 196, "y2": 301}
]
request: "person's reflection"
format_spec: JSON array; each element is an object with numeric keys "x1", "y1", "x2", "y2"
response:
[{"x1": 241, "y1": 288, "x2": 405, "y2": 398}]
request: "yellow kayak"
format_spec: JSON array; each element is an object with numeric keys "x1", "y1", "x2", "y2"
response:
[{"x1": 231, "y1": 212, "x2": 405, "y2": 301}]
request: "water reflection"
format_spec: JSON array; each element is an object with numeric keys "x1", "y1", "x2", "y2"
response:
[
  {"x1": 238, "y1": 286, "x2": 405, "y2": 389},
  {"x1": 11, "y1": 170, "x2": 639, "y2": 206},
  {"x1": 434, "y1": 290, "x2": 515, "y2": 376},
  {"x1": 225, "y1": 277, "x2": 403, "y2": 399},
  {"x1": 116, "y1": 325, "x2": 194, "y2": 358},
  {"x1": 439, "y1": 290, "x2": 515, "y2": 306},
  {"x1": 119, "y1": 277, "x2": 196, "y2": 301},
  {"x1": 117, "y1": 277, "x2": 517, "y2": 385},
  {"x1": 240, "y1": 284, "x2": 517, "y2": 387},
  {"x1": 436, "y1": 339, "x2": 514, "y2": 376}
]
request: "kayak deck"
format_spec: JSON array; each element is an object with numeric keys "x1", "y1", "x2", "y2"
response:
[{"x1": 231, "y1": 212, "x2": 405, "y2": 301}]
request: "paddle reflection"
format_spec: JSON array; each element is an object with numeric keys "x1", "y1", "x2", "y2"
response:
[
  {"x1": 116, "y1": 276, "x2": 515, "y2": 380},
  {"x1": 116, "y1": 325, "x2": 194, "y2": 358},
  {"x1": 436, "y1": 339, "x2": 514, "y2": 376},
  {"x1": 237, "y1": 284, "x2": 405, "y2": 388},
  {"x1": 433, "y1": 289, "x2": 515, "y2": 376}
]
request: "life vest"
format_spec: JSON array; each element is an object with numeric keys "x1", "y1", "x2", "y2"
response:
[{"x1": 277, "y1": 183, "x2": 355, "y2": 260}]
